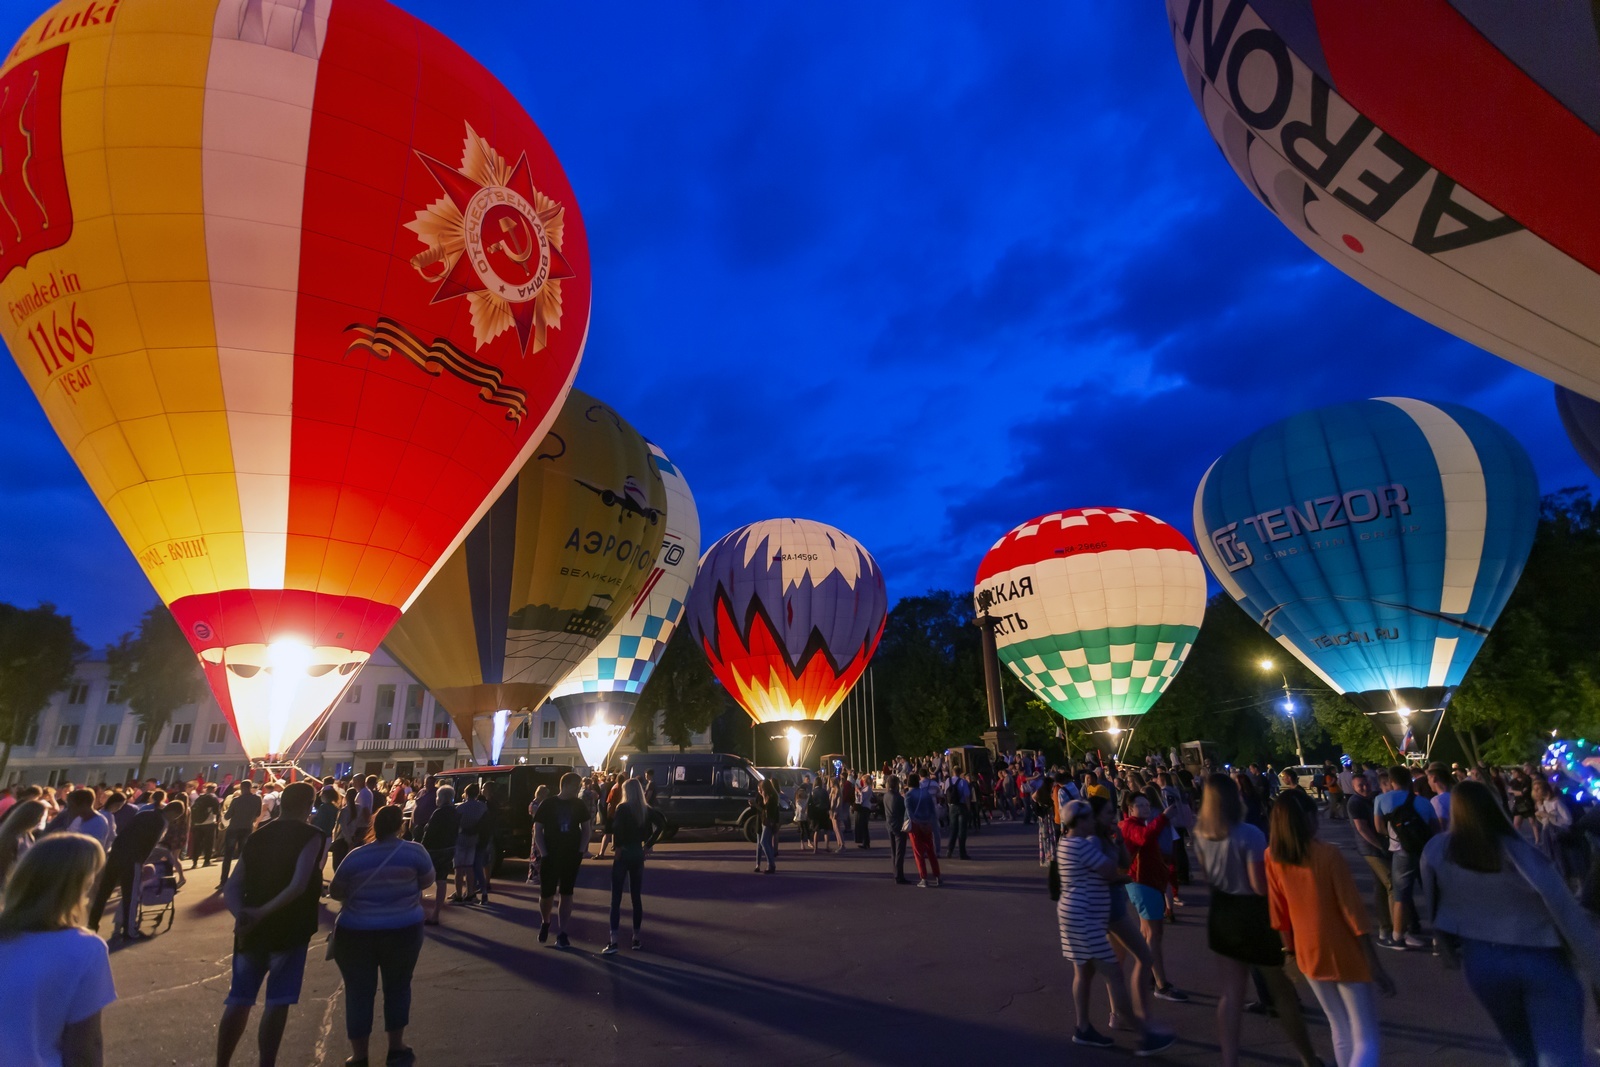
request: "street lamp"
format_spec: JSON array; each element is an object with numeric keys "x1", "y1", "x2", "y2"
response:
[{"x1": 1258, "y1": 658, "x2": 1305, "y2": 765}]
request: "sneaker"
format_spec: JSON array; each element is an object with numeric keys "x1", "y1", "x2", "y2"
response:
[
  {"x1": 1404, "y1": 934, "x2": 1429, "y2": 950},
  {"x1": 1154, "y1": 984, "x2": 1189, "y2": 1002},
  {"x1": 1378, "y1": 935, "x2": 1407, "y2": 951},
  {"x1": 1137, "y1": 1030, "x2": 1178, "y2": 1057},
  {"x1": 754, "y1": 866, "x2": 763, "y2": 873},
  {"x1": 631, "y1": 936, "x2": 642, "y2": 950},
  {"x1": 917, "y1": 879, "x2": 928, "y2": 888},
  {"x1": 538, "y1": 922, "x2": 550, "y2": 944},
  {"x1": 601, "y1": 942, "x2": 619, "y2": 956},
  {"x1": 555, "y1": 932, "x2": 571, "y2": 949},
  {"x1": 1072, "y1": 1026, "x2": 1115, "y2": 1048}
]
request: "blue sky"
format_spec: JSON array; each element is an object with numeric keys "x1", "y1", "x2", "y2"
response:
[{"x1": 0, "y1": 2, "x2": 1592, "y2": 650}]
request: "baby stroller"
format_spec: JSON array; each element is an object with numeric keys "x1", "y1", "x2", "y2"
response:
[{"x1": 135, "y1": 851, "x2": 181, "y2": 936}]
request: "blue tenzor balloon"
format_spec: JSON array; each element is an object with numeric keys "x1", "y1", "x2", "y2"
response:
[{"x1": 1194, "y1": 398, "x2": 1538, "y2": 717}]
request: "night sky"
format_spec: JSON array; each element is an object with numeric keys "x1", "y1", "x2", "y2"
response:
[{"x1": 1, "y1": 3, "x2": 1593, "y2": 650}]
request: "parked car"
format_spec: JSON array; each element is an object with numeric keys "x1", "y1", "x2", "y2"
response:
[
  {"x1": 435, "y1": 764, "x2": 574, "y2": 871},
  {"x1": 1284, "y1": 765, "x2": 1329, "y2": 796},
  {"x1": 623, "y1": 752, "x2": 765, "y2": 841}
]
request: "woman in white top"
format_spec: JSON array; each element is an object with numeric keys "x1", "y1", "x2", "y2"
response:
[{"x1": 0, "y1": 833, "x2": 116, "y2": 1067}]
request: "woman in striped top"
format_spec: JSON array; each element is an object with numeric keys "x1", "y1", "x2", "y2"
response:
[{"x1": 1057, "y1": 799, "x2": 1175, "y2": 1055}]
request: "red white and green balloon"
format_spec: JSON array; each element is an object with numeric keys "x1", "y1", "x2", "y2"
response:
[{"x1": 974, "y1": 508, "x2": 1207, "y2": 725}]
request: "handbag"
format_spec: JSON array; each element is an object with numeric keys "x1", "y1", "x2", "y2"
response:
[{"x1": 325, "y1": 841, "x2": 403, "y2": 959}]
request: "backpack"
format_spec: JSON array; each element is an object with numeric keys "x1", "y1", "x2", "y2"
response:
[{"x1": 1388, "y1": 795, "x2": 1435, "y2": 855}]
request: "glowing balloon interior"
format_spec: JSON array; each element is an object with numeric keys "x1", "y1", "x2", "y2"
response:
[
  {"x1": 974, "y1": 508, "x2": 1206, "y2": 724},
  {"x1": 1168, "y1": 0, "x2": 1600, "y2": 398},
  {"x1": 1194, "y1": 397, "x2": 1538, "y2": 714},
  {"x1": 490, "y1": 710, "x2": 512, "y2": 765},
  {"x1": 568, "y1": 710, "x2": 626, "y2": 770},
  {"x1": 0, "y1": 0, "x2": 589, "y2": 758},
  {"x1": 685, "y1": 519, "x2": 887, "y2": 726}
]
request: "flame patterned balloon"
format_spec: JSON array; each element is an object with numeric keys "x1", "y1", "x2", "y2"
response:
[
  {"x1": 0, "y1": 0, "x2": 589, "y2": 758},
  {"x1": 549, "y1": 440, "x2": 700, "y2": 764},
  {"x1": 685, "y1": 519, "x2": 887, "y2": 725}
]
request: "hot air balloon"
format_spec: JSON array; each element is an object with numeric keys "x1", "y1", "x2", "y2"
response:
[
  {"x1": 383, "y1": 390, "x2": 666, "y2": 761},
  {"x1": 1555, "y1": 385, "x2": 1600, "y2": 479},
  {"x1": 684, "y1": 519, "x2": 887, "y2": 766},
  {"x1": 0, "y1": 1, "x2": 589, "y2": 760},
  {"x1": 1194, "y1": 397, "x2": 1538, "y2": 750},
  {"x1": 1168, "y1": 0, "x2": 1600, "y2": 398},
  {"x1": 974, "y1": 509, "x2": 1206, "y2": 742},
  {"x1": 547, "y1": 441, "x2": 699, "y2": 770}
]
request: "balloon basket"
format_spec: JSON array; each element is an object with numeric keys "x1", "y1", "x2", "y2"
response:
[{"x1": 245, "y1": 759, "x2": 315, "y2": 784}]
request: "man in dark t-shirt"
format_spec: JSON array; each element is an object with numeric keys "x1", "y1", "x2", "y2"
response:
[
  {"x1": 219, "y1": 780, "x2": 263, "y2": 888},
  {"x1": 533, "y1": 773, "x2": 591, "y2": 949},
  {"x1": 1345, "y1": 775, "x2": 1394, "y2": 946},
  {"x1": 217, "y1": 782, "x2": 324, "y2": 1067},
  {"x1": 190, "y1": 784, "x2": 222, "y2": 868}
]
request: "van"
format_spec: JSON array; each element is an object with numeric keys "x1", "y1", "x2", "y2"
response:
[
  {"x1": 622, "y1": 752, "x2": 764, "y2": 841},
  {"x1": 434, "y1": 764, "x2": 573, "y2": 870}
]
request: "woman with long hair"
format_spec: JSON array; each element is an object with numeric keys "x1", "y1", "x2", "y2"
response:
[
  {"x1": 0, "y1": 834, "x2": 116, "y2": 1067},
  {"x1": 329, "y1": 805, "x2": 435, "y2": 1067},
  {"x1": 753, "y1": 779, "x2": 781, "y2": 874},
  {"x1": 1232, "y1": 770, "x2": 1267, "y2": 832},
  {"x1": 1056, "y1": 800, "x2": 1174, "y2": 1055},
  {"x1": 0, "y1": 799, "x2": 48, "y2": 885},
  {"x1": 1423, "y1": 780, "x2": 1600, "y2": 1066},
  {"x1": 602, "y1": 778, "x2": 667, "y2": 956},
  {"x1": 1267, "y1": 790, "x2": 1393, "y2": 1067},
  {"x1": 525, "y1": 784, "x2": 550, "y2": 886},
  {"x1": 792, "y1": 778, "x2": 812, "y2": 851},
  {"x1": 1192, "y1": 774, "x2": 1321, "y2": 1067}
]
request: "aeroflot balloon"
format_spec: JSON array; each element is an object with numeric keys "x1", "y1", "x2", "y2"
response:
[
  {"x1": 548, "y1": 441, "x2": 701, "y2": 768},
  {"x1": 0, "y1": 1, "x2": 589, "y2": 758},
  {"x1": 975, "y1": 509, "x2": 1207, "y2": 725},
  {"x1": 685, "y1": 519, "x2": 887, "y2": 728},
  {"x1": 1194, "y1": 398, "x2": 1538, "y2": 714},
  {"x1": 384, "y1": 391, "x2": 666, "y2": 760},
  {"x1": 1168, "y1": 0, "x2": 1600, "y2": 398}
]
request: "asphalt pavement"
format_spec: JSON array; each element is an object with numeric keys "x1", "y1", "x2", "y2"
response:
[{"x1": 99, "y1": 815, "x2": 1581, "y2": 1066}]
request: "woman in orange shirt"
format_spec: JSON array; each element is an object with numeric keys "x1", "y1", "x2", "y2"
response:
[{"x1": 1266, "y1": 796, "x2": 1395, "y2": 1067}]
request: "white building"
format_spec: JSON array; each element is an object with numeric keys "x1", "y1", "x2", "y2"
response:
[{"x1": 3, "y1": 649, "x2": 709, "y2": 788}]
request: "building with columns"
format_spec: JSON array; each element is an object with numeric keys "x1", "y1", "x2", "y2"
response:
[{"x1": 3, "y1": 648, "x2": 709, "y2": 788}]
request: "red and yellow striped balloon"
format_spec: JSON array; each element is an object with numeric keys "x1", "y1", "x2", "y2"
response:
[{"x1": 0, "y1": 0, "x2": 589, "y2": 758}]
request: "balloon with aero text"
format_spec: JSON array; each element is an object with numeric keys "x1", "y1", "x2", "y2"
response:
[
  {"x1": 685, "y1": 520, "x2": 887, "y2": 734},
  {"x1": 1194, "y1": 398, "x2": 1538, "y2": 718},
  {"x1": 548, "y1": 441, "x2": 700, "y2": 768},
  {"x1": 383, "y1": 391, "x2": 665, "y2": 761},
  {"x1": 1168, "y1": 0, "x2": 1600, "y2": 399},
  {"x1": 0, "y1": 1, "x2": 589, "y2": 759},
  {"x1": 975, "y1": 509, "x2": 1206, "y2": 726}
]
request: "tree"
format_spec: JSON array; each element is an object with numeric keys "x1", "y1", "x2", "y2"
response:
[
  {"x1": 0, "y1": 602, "x2": 84, "y2": 783},
  {"x1": 635, "y1": 627, "x2": 724, "y2": 751},
  {"x1": 108, "y1": 605, "x2": 203, "y2": 780}
]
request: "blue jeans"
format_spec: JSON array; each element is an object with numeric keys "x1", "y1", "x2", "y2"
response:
[
  {"x1": 756, "y1": 825, "x2": 778, "y2": 870},
  {"x1": 610, "y1": 846, "x2": 646, "y2": 933},
  {"x1": 1460, "y1": 938, "x2": 1584, "y2": 1067},
  {"x1": 332, "y1": 924, "x2": 425, "y2": 1040}
]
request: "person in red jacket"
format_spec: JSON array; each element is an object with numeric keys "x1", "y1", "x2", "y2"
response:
[{"x1": 1120, "y1": 793, "x2": 1188, "y2": 1003}]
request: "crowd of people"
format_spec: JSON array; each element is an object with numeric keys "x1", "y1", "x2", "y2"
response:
[{"x1": 0, "y1": 746, "x2": 1596, "y2": 1065}]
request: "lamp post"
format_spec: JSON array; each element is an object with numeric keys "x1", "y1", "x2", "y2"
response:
[{"x1": 1259, "y1": 659, "x2": 1305, "y2": 766}]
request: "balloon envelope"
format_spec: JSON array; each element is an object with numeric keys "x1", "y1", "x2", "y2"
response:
[
  {"x1": 1194, "y1": 397, "x2": 1538, "y2": 713},
  {"x1": 549, "y1": 440, "x2": 701, "y2": 749},
  {"x1": 0, "y1": 0, "x2": 589, "y2": 757},
  {"x1": 975, "y1": 509, "x2": 1206, "y2": 723},
  {"x1": 685, "y1": 519, "x2": 887, "y2": 725},
  {"x1": 1168, "y1": 0, "x2": 1600, "y2": 398},
  {"x1": 384, "y1": 391, "x2": 665, "y2": 755},
  {"x1": 1555, "y1": 385, "x2": 1600, "y2": 479}
]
